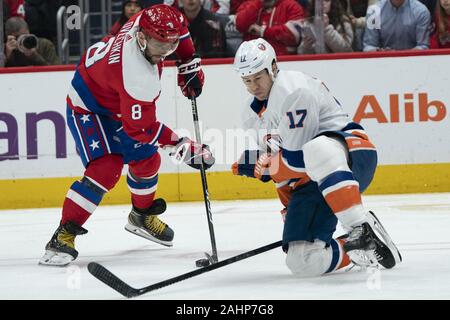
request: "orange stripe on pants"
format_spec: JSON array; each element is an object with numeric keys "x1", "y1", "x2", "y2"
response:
[{"x1": 324, "y1": 185, "x2": 362, "y2": 213}]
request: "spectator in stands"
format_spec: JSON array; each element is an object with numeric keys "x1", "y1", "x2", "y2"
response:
[
  {"x1": 3, "y1": 0, "x2": 25, "y2": 19},
  {"x1": 341, "y1": 0, "x2": 377, "y2": 51},
  {"x1": 363, "y1": 0, "x2": 431, "y2": 51},
  {"x1": 230, "y1": 0, "x2": 245, "y2": 14},
  {"x1": 297, "y1": 0, "x2": 310, "y2": 12},
  {"x1": 298, "y1": 0, "x2": 354, "y2": 53},
  {"x1": 3, "y1": 17, "x2": 60, "y2": 67},
  {"x1": 213, "y1": 0, "x2": 245, "y2": 57},
  {"x1": 418, "y1": 0, "x2": 437, "y2": 15},
  {"x1": 2, "y1": 0, "x2": 25, "y2": 59},
  {"x1": 25, "y1": 0, "x2": 62, "y2": 44},
  {"x1": 430, "y1": 0, "x2": 450, "y2": 47},
  {"x1": 169, "y1": 0, "x2": 235, "y2": 14},
  {"x1": 235, "y1": 0, "x2": 305, "y2": 55},
  {"x1": 110, "y1": 0, "x2": 144, "y2": 36},
  {"x1": 203, "y1": 0, "x2": 229, "y2": 13},
  {"x1": 180, "y1": 0, "x2": 228, "y2": 57}
]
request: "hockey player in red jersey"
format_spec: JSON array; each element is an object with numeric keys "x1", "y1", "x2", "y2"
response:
[{"x1": 39, "y1": 4, "x2": 214, "y2": 266}]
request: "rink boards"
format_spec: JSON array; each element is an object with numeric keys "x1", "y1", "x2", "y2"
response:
[{"x1": 1, "y1": 51, "x2": 449, "y2": 209}]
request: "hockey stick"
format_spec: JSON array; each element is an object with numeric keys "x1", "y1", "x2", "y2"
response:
[
  {"x1": 190, "y1": 96, "x2": 218, "y2": 265},
  {"x1": 88, "y1": 240, "x2": 282, "y2": 298}
]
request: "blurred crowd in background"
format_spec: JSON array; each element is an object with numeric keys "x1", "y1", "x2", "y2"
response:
[{"x1": 1, "y1": 0, "x2": 449, "y2": 68}]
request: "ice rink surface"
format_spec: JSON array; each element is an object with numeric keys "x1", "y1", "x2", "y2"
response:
[{"x1": 1, "y1": 192, "x2": 450, "y2": 300}]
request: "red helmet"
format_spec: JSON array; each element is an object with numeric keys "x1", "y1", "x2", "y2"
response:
[{"x1": 139, "y1": 4, "x2": 183, "y2": 43}]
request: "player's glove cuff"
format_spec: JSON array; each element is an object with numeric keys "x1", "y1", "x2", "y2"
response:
[
  {"x1": 177, "y1": 55, "x2": 205, "y2": 100},
  {"x1": 232, "y1": 150, "x2": 272, "y2": 183}
]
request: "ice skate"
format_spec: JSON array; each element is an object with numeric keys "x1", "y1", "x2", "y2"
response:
[
  {"x1": 368, "y1": 211, "x2": 402, "y2": 268},
  {"x1": 39, "y1": 221, "x2": 88, "y2": 267},
  {"x1": 344, "y1": 211, "x2": 402, "y2": 269},
  {"x1": 124, "y1": 198, "x2": 174, "y2": 247}
]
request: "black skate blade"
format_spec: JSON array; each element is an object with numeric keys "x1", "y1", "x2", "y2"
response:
[{"x1": 124, "y1": 224, "x2": 173, "y2": 247}]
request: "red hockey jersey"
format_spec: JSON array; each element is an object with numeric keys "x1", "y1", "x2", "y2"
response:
[{"x1": 67, "y1": 10, "x2": 195, "y2": 145}]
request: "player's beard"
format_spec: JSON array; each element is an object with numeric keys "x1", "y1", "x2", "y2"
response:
[
  {"x1": 145, "y1": 52, "x2": 163, "y2": 65},
  {"x1": 138, "y1": 34, "x2": 163, "y2": 65}
]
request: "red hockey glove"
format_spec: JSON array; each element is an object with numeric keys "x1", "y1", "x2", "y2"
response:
[
  {"x1": 169, "y1": 137, "x2": 215, "y2": 170},
  {"x1": 177, "y1": 55, "x2": 204, "y2": 99}
]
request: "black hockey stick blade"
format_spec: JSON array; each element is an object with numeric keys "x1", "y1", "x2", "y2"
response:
[
  {"x1": 87, "y1": 262, "x2": 140, "y2": 298},
  {"x1": 88, "y1": 240, "x2": 282, "y2": 298}
]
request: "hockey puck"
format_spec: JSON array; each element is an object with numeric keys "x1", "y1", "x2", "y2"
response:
[{"x1": 195, "y1": 258, "x2": 210, "y2": 268}]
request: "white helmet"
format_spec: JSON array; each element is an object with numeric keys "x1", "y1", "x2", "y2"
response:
[{"x1": 234, "y1": 38, "x2": 277, "y2": 80}]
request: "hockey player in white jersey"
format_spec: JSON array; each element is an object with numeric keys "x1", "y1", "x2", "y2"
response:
[{"x1": 232, "y1": 38, "x2": 402, "y2": 276}]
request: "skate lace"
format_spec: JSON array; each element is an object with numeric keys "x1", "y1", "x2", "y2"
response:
[
  {"x1": 373, "y1": 249, "x2": 383, "y2": 261},
  {"x1": 144, "y1": 215, "x2": 167, "y2": 235},
  {"x1": 57, "y1": 230, "x2": 75, "y2": 249}
]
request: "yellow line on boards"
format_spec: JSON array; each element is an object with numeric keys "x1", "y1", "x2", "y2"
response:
[{"x1": 0, "y1": 163, "x2": 449, "y2": 210}]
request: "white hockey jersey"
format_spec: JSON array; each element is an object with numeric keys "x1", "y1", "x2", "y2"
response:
[{"x1": 241, "y1": 70, "x2": 350, "y2": 185}]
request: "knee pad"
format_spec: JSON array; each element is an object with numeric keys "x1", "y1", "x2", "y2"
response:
[
  {"x1": 129, "y1": 152, "x2": 161, "y2": 179},
  {"x1": 303, "y1": 135, "x2": 350, "y2": 183},
  {"x1": 85, "y1": 154, "x2": 123, "y2": 190},
  {"x1": 285, "y1": 240, "x2": 332, "y2": 277}
]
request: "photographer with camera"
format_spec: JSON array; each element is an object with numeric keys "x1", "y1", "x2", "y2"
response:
[{"x1": 3, "y1": 16, "x2": 60, "y2": 67}]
